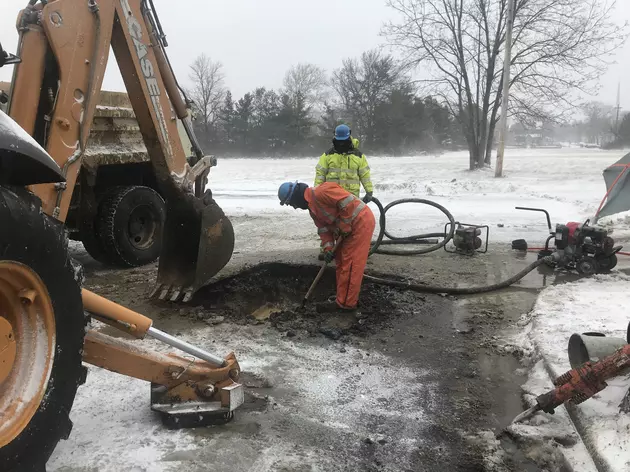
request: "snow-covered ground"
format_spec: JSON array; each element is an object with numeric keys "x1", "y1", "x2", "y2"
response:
[
  {"x1": 511, "y1": 274, "x2": 630, "y2": 471},
  {"x1": 209, "y1": 148, "x2": 629, "y2": 252},
  {"x1": 49, "y1": 148, "x2": 630, "y2": 470},
  {"x1": 216, "y1": 147, "x2": 630, "y2": 471}
]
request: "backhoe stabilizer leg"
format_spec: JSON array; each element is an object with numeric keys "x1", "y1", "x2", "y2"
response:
[{"x1": 82, "y1": 330, "x2": 243, "y2": 428}]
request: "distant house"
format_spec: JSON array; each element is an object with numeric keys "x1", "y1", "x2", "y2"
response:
[{"x1": 509, "y1": 121, "x2": 560, "y2": 148}]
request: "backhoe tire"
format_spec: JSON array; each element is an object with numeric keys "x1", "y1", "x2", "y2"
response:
[
  {"x1": 0, "y1": 187, "x2": 87, "y2": 471},
  {"x1": 98, "y1": 186, "x2": 166, "y2": 267},
  {"x1": 81, "y1": 228, "x2": 108, "y2": 264}
]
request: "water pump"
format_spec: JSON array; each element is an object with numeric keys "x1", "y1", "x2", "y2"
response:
[{"x1": 515, "y1": 207, "x2": 622, "y2": 275}]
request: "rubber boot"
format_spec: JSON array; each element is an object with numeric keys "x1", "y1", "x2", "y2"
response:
[{"x1": 316, "y1": 301, "x2": 357, "y2": 314}]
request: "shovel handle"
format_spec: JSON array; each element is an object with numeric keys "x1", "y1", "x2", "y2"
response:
[{"x1": 303, "y1": 237, "x2": 344, "y2": 304}]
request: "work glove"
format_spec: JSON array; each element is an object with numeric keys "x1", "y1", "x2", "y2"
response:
[
  {"x1": 323, "y1": 250, "x2": 335, "y2": 264},
  {"x1": 362, "y1": 192, "x2": 373, "y2": 203}
]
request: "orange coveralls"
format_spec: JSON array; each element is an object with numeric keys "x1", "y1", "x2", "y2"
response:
[{"x1": 304, "y1": 182, "x2": 376, "y2": 309}]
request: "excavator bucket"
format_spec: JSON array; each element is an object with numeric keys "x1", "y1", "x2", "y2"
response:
[{"x1": 153, "y1": 191, "x2": 234, "y2": 302}]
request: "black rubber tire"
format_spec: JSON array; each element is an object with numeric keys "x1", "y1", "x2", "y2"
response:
[
  {"x1": 597, "y1": 254, "x2": 618, "y2": 272},
  {"x1": 0, "y1": 187, "x2": 87, "y2": 471},
  {"x1": 81, "y1": 227, "x2": 108, "y2": 264},
  {"x1": 98, "y1": 186, "x2": 166, "y2": 267}
]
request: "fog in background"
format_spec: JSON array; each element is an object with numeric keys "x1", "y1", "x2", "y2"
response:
[{"x1": 1, "y1": 0, "x2": 629, "y2": 108}]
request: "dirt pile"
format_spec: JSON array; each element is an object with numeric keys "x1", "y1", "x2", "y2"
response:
[{"x1": 190, "y1": 263, "x2": 427, "y2": 340}]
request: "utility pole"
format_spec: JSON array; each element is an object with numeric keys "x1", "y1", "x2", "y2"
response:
[
  {"x1": 615, "y1": 81, "x2": 621, "y2": 138},
  {"x1": 495, "y1": 0, "x2": 515, "y2": 178}
]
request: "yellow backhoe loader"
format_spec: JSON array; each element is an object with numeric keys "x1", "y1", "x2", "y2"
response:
[{"x1": 0, "y1": 0, "x2": 242, "y2": 470}]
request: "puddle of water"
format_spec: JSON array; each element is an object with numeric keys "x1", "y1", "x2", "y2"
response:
[{"x1": 251, "y1": 303, "x2": 282, "y2": 321}]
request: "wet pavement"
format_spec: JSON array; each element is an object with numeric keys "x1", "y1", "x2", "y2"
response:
[{"x1": 50, "y1": 242, "x2": 622, "y2": 471}]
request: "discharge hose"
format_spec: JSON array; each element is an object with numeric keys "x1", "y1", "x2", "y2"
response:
[
  {"x1": 364, "y1": 256, "x2": 551, "y2": 295},
  {"x1": 365, "y1": 197, "x2": 549, "y2": 294}
]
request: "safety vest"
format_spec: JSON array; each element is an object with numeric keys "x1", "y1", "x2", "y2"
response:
[
  {"x1": 305, "y1": 182, "x2": 368, "y2": 250},
  {"x1": 314, "y1": 147, "x2": 373, "y2": 197}
]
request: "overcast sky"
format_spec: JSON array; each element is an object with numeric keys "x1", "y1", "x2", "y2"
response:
[{"x1": 2, "y1": 0, "x2": 629, "y2": 108}]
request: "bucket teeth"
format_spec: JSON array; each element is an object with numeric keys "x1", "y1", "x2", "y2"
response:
[
  {"x1": 182, "y1": 290, "x2": 194, "y2": 303},
  {"x1": 150, "y1": 284, "x2": 192, "y2": 303},
  {"x1": 149, "y1": 284, "x2": 164, "y2": 299}
]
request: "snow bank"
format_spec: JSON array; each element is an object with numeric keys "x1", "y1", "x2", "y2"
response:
[
  {"x1": 597, "y1": 210, "x2": 630, "y2": 241},
  {"x1": 517, "y1": 273, "x2": 630, "y2": 471},
  {"x1": 209, "y1": 149, "x2": 627, "y2": 252}
]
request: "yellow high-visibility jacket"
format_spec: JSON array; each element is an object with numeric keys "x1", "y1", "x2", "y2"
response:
[{"x1": 314, "y1": 142, "x2": 373, "y2": 197}]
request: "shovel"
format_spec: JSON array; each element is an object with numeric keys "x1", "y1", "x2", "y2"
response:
[{"x1": 300, "y1": 237, "x2": 343, "y2": 309}]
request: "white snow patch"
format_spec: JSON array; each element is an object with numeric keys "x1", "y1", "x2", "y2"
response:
[
  {"x1": 207, "y1": 149, "x2": 630, "y2": 253},
  {"x1": 597, "y1": 210, "x2": 630, "y2": 241},
  {"x1": 49, "y1": 323, "x2": 435, "y2": 471}
]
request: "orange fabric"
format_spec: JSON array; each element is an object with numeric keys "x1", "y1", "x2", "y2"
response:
[
  {"x1": 305, "y1": 182, "x2": 376, "y2": 309},
  {"x1": 335, "y1": 209, "x2": 375, "y2": 308}
]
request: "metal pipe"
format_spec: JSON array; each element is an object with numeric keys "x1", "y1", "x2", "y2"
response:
[{"x1": 147, "y1": 326, "x2": 226, "y2": 367}]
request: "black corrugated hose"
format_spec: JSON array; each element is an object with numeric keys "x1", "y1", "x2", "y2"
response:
[
  {"x1": 366, "y1": 197, "x2": 551, "y2": 294},
  {"x1": 364, "y1": 257, "x2": 550, "y2": 295},
  {"x1": 368, "y1": 197, "x2": 455, "y2": 256}
]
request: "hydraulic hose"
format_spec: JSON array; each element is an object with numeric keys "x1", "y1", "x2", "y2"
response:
[
  {"x1": 369, "y1": 197, "x2": 455, "y2": 256},
  {"x1": 365, "y1": 197, "x2": 548, "y2": 294},
  {"x1": 364, "y1": 256, "x2": 550, "y2": 295}
]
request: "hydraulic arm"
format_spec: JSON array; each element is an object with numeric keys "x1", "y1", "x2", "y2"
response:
[
  {"x1": 8, "y1": 0, "x2": 234, "y2": 302},
  {"x1": 0, "y1": 0, "x2": 242, "y2": 435}
]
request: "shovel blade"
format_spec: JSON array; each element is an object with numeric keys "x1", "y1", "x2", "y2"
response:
[{"x1": 153, "y1": 192, "x2": 234, "y2": 302}]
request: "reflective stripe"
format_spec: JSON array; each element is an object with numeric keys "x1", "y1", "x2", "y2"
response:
[
  {"x1": 323, "y1": 242, "x2": 334, "y2": 249},
  {"x1": 327, "y1": 168, "x2": 359, "y2": 178},
  {"x1": 310, "y1": 188, "x2": 335, "y2": 224},
  {"x1": 358, "y1": 166, "x2": 370, "y2": 176},
  {"x1": 341, "y1": 201, "x2": 366, "y2": 224},
  {"x1": 325, "y1": 178, "x2": 361, "y2": 185},
  {"x1": 328, "y1": 167, "x2": 359, "y2": 179},
  {"x1": 339, "y1": 195, "x2": 356, "y2": 209},
  {"x1": 318, "y1": 227, "x2": 330, "y2": 234},
  {"x1": 316, "y1": 164, "x2": 327, "y2": 172}
]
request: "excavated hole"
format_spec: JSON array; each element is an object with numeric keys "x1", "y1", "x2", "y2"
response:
[{"x1": 191, "y1": 263, "x2": 426, "y2": 340}]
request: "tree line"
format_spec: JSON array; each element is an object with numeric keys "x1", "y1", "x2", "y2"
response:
[
  {"x1": 186, "y1": 51, "x2": 462, "y2": 157},
  {"x1": 188, "y1": 0, "x2": 626, "y2": 167}
]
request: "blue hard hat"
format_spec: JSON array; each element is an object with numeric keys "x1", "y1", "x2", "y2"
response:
[
  {"x1": 334, "y1": 124, "x2": 351, "y2": 141},
  {"x1": 278, "y1": 181, "x2": 298, "y2": 205}
]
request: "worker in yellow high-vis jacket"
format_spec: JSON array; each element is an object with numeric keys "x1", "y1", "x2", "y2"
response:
[
  {"x1": 315, "y1": 124, "x2": 373, "y2": 202},
  {"x1": 314, "y1": 124, "x2": 374, "y2": 259}
]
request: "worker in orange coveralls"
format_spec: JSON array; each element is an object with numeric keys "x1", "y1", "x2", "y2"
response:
[{"x1": 278, "y1": 180, "x2": 376, "y2": 312}]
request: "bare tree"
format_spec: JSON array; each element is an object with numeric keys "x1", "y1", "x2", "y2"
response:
[
  {"x1": 283, "y1": 63, "x2": 329, "y2": 109},
  {"x1": 581, "y1": 101, "x2": 615, "y2": 145},
  {"x1": 188, "y1": 54, "x2": 226, "y2": 136},
  {"x1": 384, "y1": 0, "x2": 628, "y2": 170},
  {"x1": 332, "y1": 49, "x2": 409, "y2": 145}
]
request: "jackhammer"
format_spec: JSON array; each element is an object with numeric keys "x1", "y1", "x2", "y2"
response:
[{"x1": 513, "y1": 341, "x2": 630, "y2": 424}]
